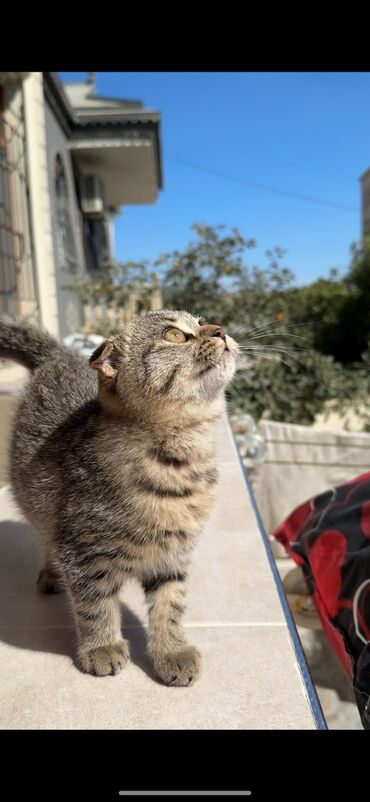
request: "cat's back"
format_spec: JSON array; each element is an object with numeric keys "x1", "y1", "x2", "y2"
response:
[{"x1": 12, "y1": 346, "x2": 98, "y2": 460}]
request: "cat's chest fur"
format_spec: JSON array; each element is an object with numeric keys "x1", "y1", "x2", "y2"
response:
[{"x1": 94, "y1": 416, "x2": 219, "y2": 549}]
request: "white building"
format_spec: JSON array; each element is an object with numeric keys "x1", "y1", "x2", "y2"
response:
[{"x1": 0, "y1": 71, "x2": 163, "y2": 385}]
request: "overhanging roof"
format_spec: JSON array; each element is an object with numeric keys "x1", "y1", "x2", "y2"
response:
[
  {"x1": 71, "y1": 136, "x2": 159, "y2": 205},
  {"x1": 43, "y1": 72, "x2": 163, "y2": 202},
  {"x1": 63, "y1": 79, "x2": 145, "y2": 113}
]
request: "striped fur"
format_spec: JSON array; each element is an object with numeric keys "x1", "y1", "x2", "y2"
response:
[{"x1": 0, "y1": 310, "x2": 238, "y2": 683}]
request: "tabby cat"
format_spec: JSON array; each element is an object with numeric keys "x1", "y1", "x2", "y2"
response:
[{"x1": 0, "y1": 311, "x2": 238, "y2": 684}]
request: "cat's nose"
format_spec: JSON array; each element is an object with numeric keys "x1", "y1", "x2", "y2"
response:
[
  {"x1": 199, "y1": 323, "x2": 226, "y2": 341},
  {"x1": 212, "y1": 327, "x2": 226, "y2": 341}
]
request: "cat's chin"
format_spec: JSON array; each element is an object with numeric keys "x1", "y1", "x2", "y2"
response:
[
  {"x1": 195, "y1": 352, "x2": 236, "y2": 390},
  {"x1": 201, "y1": 341, "x2": 237, "y2": 370}
]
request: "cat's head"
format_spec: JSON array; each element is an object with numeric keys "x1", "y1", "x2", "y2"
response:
[{"x1": 89, "y1": 310, "x2": 238, "y2": 412}]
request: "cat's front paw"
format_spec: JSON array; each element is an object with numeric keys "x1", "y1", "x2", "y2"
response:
[
  {"x1": 77, "y1": 640, "x2": 130, "y2": 676},
  {"x1": 153, "y1": 646, "x2": 201, "y2": 686}
]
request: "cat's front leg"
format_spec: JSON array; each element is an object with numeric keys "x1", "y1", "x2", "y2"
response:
[
  {"x1": 143, "y1": 572, "x2": 201, "y2": 686},
  {"x1": 64, "y1": 569, "x2": 130, "y2": 676}
]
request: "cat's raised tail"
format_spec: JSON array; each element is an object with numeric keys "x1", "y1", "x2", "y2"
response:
[{"x1": 0, "y1": 318, "x2": 59, "y2": 371}]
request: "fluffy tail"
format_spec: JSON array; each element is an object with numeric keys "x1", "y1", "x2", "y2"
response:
[{"x1": 0, "y1": 318, "x2": 60, "y2": 371}]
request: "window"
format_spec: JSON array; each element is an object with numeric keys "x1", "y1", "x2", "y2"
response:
[
  {"x1": 0, "y1": 81, "x2": 37, "y2": 319},
  {"x1": 83, "y1": 215, "x2": 111, "y2": 274}
]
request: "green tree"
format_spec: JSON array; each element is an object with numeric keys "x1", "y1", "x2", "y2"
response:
[
  {"x1": 286, "y1": 276, "x2": 351, "y2": 360},
  {"x1": 68, "y1": 223, "x2": 370, "y2": 428},
  {"x1": 70, "y1": 259, "x2": 154, "y2": 307},
  {"x1": 288, "y1": 238, "x2": 370, "y2": 364},
  {"x1": 158, "y1": 223, "x2": 256, "y2": 323},
  {"x1": 159, "y1": 224, "x2": 296, "y2": 328},
  {"x1": 339, "y1": 237, "x2": 370, "y2": 362}
]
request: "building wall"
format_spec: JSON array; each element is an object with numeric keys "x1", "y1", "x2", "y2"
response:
[
  {"x1": 0, "y1": 74, "x2": 47, "y2": 387},
  {"x1": 44, "y1": 100, "x2": 85, "y2": 338},
  {"x1": 22, "y1": 73, "x2": 60, "y2": 337}
]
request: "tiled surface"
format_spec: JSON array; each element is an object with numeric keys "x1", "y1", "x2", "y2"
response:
[
  {"x1": 0, "y1": 626, "x2": 314, "y2": 730},
  {"x1": 186, "y1": 464, "x2": 287, "y2": 626},
  {"x1": 0, "y1": 415, "x2": 317, "y2": 729}
]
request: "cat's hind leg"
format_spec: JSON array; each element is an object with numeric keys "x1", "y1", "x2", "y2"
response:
[{"x1": 37, "y1": 548, "x2": 64, "y2": 594}]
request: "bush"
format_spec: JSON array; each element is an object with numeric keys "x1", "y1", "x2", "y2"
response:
[
  {"x1": 227, "y1": 350, "x2": 337, "y2": 424},
  {"x1": 227, "y1": 350, "x2": 370, "y2": 426},
  {"x1": 287, "y1": 239, "x2": 370, "y2": 364}
]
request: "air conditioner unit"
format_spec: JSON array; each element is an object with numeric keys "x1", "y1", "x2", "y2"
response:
[{"x1": 80, "y1": 175, "x2": 105, "y2": 217}]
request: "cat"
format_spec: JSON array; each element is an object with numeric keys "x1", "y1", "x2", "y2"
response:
[{"x1": 0, "y1": 310, "x2": 238, "y2": 684}]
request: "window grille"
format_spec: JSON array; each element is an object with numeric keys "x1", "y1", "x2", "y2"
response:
[{"x1": 0, "y1": 82, "x2": 37, "y2": 319}]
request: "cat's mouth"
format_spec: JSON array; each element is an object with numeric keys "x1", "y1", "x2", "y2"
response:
[{"x1": 196, "y1": 341, "x2": 235, "y2": 378}]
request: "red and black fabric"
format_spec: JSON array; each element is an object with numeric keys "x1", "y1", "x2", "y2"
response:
[{"x1": 273, "y1": 470, "x2": 370, "y2": 729}]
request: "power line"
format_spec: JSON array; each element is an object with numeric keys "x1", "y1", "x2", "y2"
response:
[{"x1": 165, "y1": 154, "x2": 360, "y2": 214}]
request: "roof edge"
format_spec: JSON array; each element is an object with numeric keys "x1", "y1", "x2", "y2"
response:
[{"x1": 43, "y1": 72, "x2": 163, "y2": 190}]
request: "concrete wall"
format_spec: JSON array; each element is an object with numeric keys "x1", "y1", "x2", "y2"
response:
[
  {"x1": 44, "y1": 99, "x2": 85, "y2": 338},
  {"x1": 22, "y1": 73, "x2": 59, "y2": 337}
]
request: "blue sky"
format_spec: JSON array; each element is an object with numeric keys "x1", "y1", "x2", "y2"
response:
[{"x1": 59, "y1": 72, "x2": 370, "y2": 286}]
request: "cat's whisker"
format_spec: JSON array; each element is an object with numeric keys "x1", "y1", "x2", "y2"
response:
[
  {"x1": 256, "y1": 310, "x2": 319, "y2": 329},
  {"x1": 238, "y1": 350, "x2": 274, "y2": 360},
  {"x1": 228, "y1": 323, "x2": 247, "y2": 337},
  {"x1": 239, "y1": 347, "x2": 304, "y2": 369},
  {"x1": 240, "y1": 320, "x2": 278, "y2": 338},
  {"x1": 242, "y1": 342, "x2": 305, "y2": 352},
  {"x1": 244, "y1": 318, "x2": 316, "y2": 339},
  {"x1": 239, "y1": 344, "x2": 307, "y2": 355},
  {"x1": 244, "y1": 349, "x2": 306, "y2": 367},
  {"x1": 248, "y1": 332, "x2": 312, "y2": 343},
  {"x1": 238, "y1": 345, "x2": 307, "y2": 355}
]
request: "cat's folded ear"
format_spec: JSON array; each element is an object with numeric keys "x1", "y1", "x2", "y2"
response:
[{"x1": 89, "y1": 339, "x2": 119, "y2": 381}]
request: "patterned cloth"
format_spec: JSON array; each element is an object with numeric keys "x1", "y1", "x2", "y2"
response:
[{"x1": 273, "y1": 471, "x2": 370, "y2": 729}]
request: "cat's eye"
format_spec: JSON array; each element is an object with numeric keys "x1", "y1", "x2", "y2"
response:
[{"x1": 162, "y1": 327, "x2": 187, "y2": 343}]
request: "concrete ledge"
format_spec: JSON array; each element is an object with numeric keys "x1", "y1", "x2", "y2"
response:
[{"x1": 0, "y1": 416, "x2": 319, "y2": 729}]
